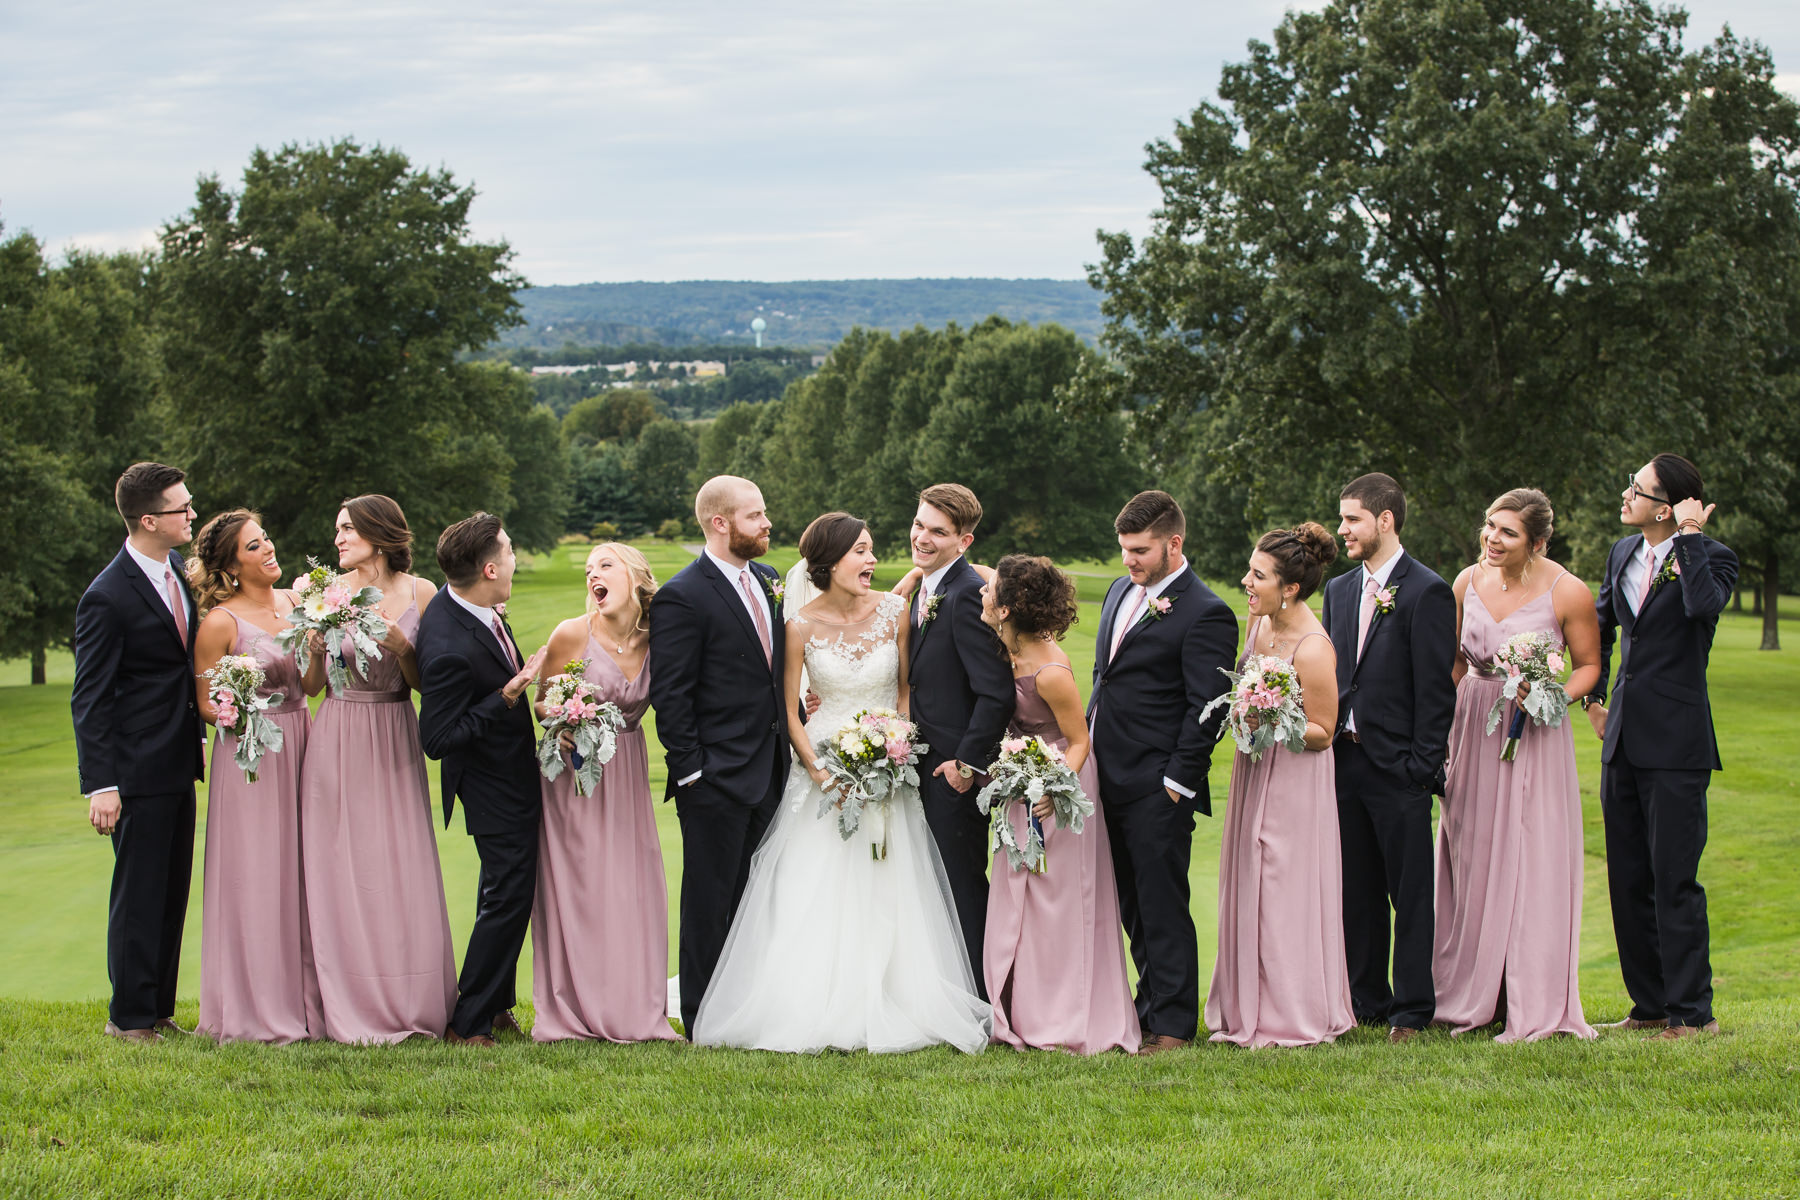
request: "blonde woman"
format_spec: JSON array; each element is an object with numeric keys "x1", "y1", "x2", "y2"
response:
[{"x1": 530, "y1": 543, "x2": 680, "y2": 1042}]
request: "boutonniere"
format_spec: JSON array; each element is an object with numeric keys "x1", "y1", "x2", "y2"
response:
[
  {"x1": 494, "y1": 603, "x2": 508, "y2": 619},
  {"x1": 1373, "y1": 585, "x2": 1397, "y2": 617},
  {"x1": 1142, "y1": 595, "x2": 1173, "y2": 622},
  {"x1": 764, "y1": 575, "x2": 785, "y2": 605},
  {"x1": 921, "y1": 593, "x2": 942, "y2": 626},
  {"x1": 1648, "y1": 554, "x2": 1680, "y2": 595}
]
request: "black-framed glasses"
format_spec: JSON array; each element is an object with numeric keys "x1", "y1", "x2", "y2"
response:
[
  {"x1": 1624, "y1": 474, "x2": 1669, "y2": 505},
  {"x1": 146, "y1": 502, "x2": 197, "y2": 518}
]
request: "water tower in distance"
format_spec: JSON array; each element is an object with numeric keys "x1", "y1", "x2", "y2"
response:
[{"x1": 751, "y1": 316, "x2": 766, "y2": 349}]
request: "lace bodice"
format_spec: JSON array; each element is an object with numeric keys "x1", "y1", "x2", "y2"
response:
[{"x1": 792, "y1": 591, "x2": 906, "y2": 732}]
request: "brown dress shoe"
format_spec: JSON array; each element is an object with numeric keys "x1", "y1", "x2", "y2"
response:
[
  {"x1": 1652, "y1": 1020, "x2": 1720, "y2": 1040},
  {"x1": 1388, "y1": 1026, "x2": 1422, "y2": 1044},
  {"x1": 1138, "y1": 1034, "x2": 1190, "y2": 1055},
  {"x1": 491, "y1": 1010, "x2": 526, "y2": 1038},
  {"x1": 104, "y1": 1021, "x2": 163, "y2": 1044},
  {"x1": 1599, "y1": 1016, "x2": 1668, "y2": 1031},
  {"x1": 153, "y1": 1018, "x2": 192, "y2": 1037},
  {"x1": 444, "y1": 1029, "x2": 497, "y2": 1047}
]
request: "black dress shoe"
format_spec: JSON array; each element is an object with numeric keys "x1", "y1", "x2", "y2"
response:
[{"x1": 104, "y1": 1021, "x2": 163, "y2": 1044}]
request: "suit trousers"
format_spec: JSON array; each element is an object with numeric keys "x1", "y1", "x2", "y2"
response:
[
  {"x1": 451, "y1": 819, "x2": 540, "y2": 1037},
  {"x1": 1334, "y1": 739, "x2": 1436, "y2": 1029},
  {"x1": 919, "y1": 759, "x2": 992, "y2": 999},
  {"x1": 1601, "y1": 758, "x2": 1713, "y2": 1027},
  {"x1": 676, "y1": 773, "x2": 780, "y2": 1037},
  {"x1": 1103, "y1": 785, "x2": 1199, "y2": 1040},
  {"x1": 107, "y1": 787, "x2": 196, "y2": 1030}
]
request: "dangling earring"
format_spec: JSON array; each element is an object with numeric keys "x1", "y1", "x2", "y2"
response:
[
  {"x1": 1281, "y1": 598, "x2": 1288, "y2": 610},
  {"x1": 228, "y1": 574, "x2": 239, "y2": 589}
]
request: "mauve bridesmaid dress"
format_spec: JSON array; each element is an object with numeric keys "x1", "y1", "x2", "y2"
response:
[
  {"x1": 299, "y1": 588, "x2": 458, "y2": 1043},
  {"x1": 531, "y1": 639, "x2": 680, "y2": 1042},
  {"x1": 1433, "y1": 575, "x2": 1595, "y2": 1043},
  {"x1": 982, "y1": 663, "x2": 1140, "y2": 1055},
  {"x1": 198, "y1": 609, "x2": 324, "y2": 1044}
]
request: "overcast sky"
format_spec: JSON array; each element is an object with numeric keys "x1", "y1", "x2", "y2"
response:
[{"x1": 4, "y1": 0, "x2": 1796, "y2": 286}]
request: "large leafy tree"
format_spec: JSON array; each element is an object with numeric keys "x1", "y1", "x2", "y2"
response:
[
  {"x1": 1086, "y1": 0, "x2": 1800, "y2": 584},
  {"x1": 156, "y1": 138, "x2": 564, "y2": 561}
]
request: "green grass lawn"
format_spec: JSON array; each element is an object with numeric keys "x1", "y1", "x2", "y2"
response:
[{"x1": 3, "y1": 541, "x2": 1797, "y2": 1197}]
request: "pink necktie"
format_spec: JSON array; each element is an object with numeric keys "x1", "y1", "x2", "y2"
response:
[
  {"x1": 164, "y1": 568, "x2": 189, "y2": 646},
  {"x1": 1356, "y1": 575, "x2": 1379, "y2": 661},
  {"x1": 915, "y1": 585, "x2": 929, "y2": 629},
  {"x1": 1635, "y1": 544, "x2": 1656, "y2": 612},
  {"x1": 491, "y1": 614, "x2": 520, "y2": 671},
  {"x1": 1111, "y1": 586, "x2": 1146, "y2": 661},
  {"x1": 739, "y1": 569, "x2": 772, "y2": 665}
]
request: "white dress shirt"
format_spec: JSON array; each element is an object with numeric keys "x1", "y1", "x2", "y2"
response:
[
  {"x1": 1345, "y1": 543, "x2": 1405, "y2": 735},
  {"x1": 446, "y1": 586, "x2": 513, "y2": 663},
  {"x1": 917, "y1": 557, "x2": 961, "y2": 624},
  {"x1": 678, "y1": 550, "x2": 776, "y2": 787},
  {"x1": 1621, "y1": 534, "x2": 1676, "y2": 617},
  {"x1": 1104, "y1": 562, "x2": 1197, "y2": 799}
]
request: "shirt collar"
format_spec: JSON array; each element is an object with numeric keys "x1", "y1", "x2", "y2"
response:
[
  {"x1": 705, "y1": 548, "x2": 755, "y2": 581},
  {"x1": 125, "y1": 540, "x2": 173, "y2": 583},
  {"x1": 1362, "y1": 544, "x2": 1405, "y2": 589},
  {"x1": 446, "y1": 585, "x2": 498, "y2": 628},
  {"x1": 922, "y1": 557, "x2": 963, "y2": 595},
  {"x1": 1642, "y1": 534, "x2": 1675, "y2": 567},
  {"x1": 1142, "y1": 560, "x2": 1189, "y2": 601}
]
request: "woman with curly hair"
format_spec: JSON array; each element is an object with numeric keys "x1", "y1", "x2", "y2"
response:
[
  {"x1": 530, "y1": 543, "x2": 681, "y2": 1042},
  {"x1": 188, "y1": 509, "x2": 325, "y2": 1042},
  {"x1": 979, "y1": 554, "x2": 1140, "y2": 1054}
]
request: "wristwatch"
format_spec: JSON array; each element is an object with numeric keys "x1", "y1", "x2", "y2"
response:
[
  {"x1": 955, "y1": 761, "x2": 974, "y2": 780},
  {"x1": 1579, "y1": 695, "x2": 1599, "y2": 711}
]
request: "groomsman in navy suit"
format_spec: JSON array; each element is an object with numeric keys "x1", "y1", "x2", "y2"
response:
[
  {"x1": 905, "y1": 483, "x2": 1016, "y2": 995},
  {"x1": 650, "y1": 476, "x2": 794, "y2": 1037},
  {"x1": 71, "y1": 462, "x2": 206, "y2": 1042},
  {"x1": 1321, "y1": 473, "x2": 1455, "y2": 1042},
  {"x1": 1088, "y1": 491, "x2": 1237, "y2": 1052},
  {"x1": 1585, "y1": 454, "x2": 1736, "y2": 1039},
  {"x1": 417, "y1": 512, "x2": 547, "y2": 1045}
]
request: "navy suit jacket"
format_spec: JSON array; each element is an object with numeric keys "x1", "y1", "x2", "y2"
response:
[
  {"x1": 70, "y1": 546, "x2": 206, "y2": 796},
  {"x1": 1320, "y1": 553, "x2": 1457, "y2": 794},
  {"x1": 416, "y1": 591, "x2": 541, "y2": 833},
  {"x1": 907, "y1": 557, "x2": 1015, "y2": 772},
  {"x1": 647, "y1": 554, "x2": 791, "y2": 804},
  {"x1": 1591, "y1": 532, "x2": 1736, "y2": 771},
  {"x1": 1086, "y1": 565, "x2": 1238, "y2": 812}
]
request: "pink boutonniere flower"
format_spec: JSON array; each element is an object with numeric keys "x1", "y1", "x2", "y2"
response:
[
  {"x1": 765, "y1": 576, "x2": 785, "y2": 604},
  {"x1": 1374, "y1": 585, "x2": 1398, "y2": 616},
  {"x1": 922, "y1": 593, "x2": 942, "y2": 626},
  {"x1": 1649, "y1": 554, "x2": 1681, "y2": 595},
  {"x1": 1144, "y1": 595, "x2": 1173, "y2": 622}
]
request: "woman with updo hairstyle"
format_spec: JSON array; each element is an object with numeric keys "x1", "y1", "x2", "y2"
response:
[
  {"x1": 1434, "y1": 487, "x2": 1600, "y2": 1042},
  {"x1": 1206, "y1": 521, "x2": 1355, "y2": 1048},
  {"x1": 977, "y1": 555, "x2": 1140, "y2": 1054},
  {"x1": 298, "y1": 494, "x2": 457, "y2": 1044},
  {"x1": 528, "y1": 541, "x2": 679, "y2": 1043},
  {"x1": 187, "y1": 508, "x2": 325, "y2": 1042}
]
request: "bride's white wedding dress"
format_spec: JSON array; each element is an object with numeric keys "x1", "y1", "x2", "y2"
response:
[{"x1": 693, "y1": 590, "x2": 992, "y2": 1053}]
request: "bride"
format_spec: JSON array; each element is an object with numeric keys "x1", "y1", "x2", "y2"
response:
[{"x1": 692, "y1": 512, "x2": 992, "y2": 1053}]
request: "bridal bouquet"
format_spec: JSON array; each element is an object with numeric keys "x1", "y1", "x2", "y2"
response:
[
  {"x1": 815, "y1": 708, "x2": 928, "y2": 861},
  {"x1": 976, "y1": 735, "x2": 1094, "y2": 875},
  {"x1": 1484, "y1": 631, "x2": 1569, "y2": 761},
  {"x1": 1199, "y1": 654, "x2": 1309, "y2": 761},
  {"x1": 204, "y1": 654, "x2": 285, "y2": 783},
  {"x1": 276, "y1": 557, "x2": 387, "y2": 695},
  {"x1": 536, "y1": 661, "x2": 626, "y2": 795}
]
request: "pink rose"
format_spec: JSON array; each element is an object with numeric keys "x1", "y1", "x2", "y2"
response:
[
  {"x1": 215, "y1": 699, "x2": 239, "y2": 726},
  {"x1": 885, "y1": 738, "x2": 910, "y2": 762},
  {"x1": 1001, "y1": 737, "x2": 1028, "y2": 756},
  {"x1": 546, "y1": 703, "x2": 565, "y2": 719},
  {"x1": 1507, "y1": 663, "x2": 1521, "y2": 678},
  {"x1": 1150, "y1": 597, "x2": 1171, "y2": 615},
  {"x1": 322, "y1": 584, "x2": 351, "y2": 607},
  {"x1": 1376, "y1": 587, "x2": 1394, "y2": 607},
  {"x1": 1547, "y1": 651, "x2": 1566, "y2": 674}
]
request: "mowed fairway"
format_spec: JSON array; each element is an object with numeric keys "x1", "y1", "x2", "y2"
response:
[{"x1": 2, "y1": 541, "x2": 1797, "y2": 1198}]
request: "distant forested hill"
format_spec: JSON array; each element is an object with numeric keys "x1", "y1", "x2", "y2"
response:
[{"x1": 500, "y1": 279, "x2": 1104, "y2": 348}]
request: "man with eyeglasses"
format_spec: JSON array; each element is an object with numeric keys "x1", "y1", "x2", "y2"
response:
[
  {"x1": 70, "y1": 462, "x2": 206, "y2": 1043},
  {"x1": 1585, "y1": 454, "x2": 1737, "y2": 1040}
]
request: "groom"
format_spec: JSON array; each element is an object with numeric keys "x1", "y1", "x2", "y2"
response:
[
  {"x1": 906, "y1": 483, "x2": 1015, "y2": 995},
  {"x1": 650, "y1": 475, "x2": 791, "y2": 1036},
  {"x1": 416, "y1": 512, "x2": 546, "y2": 1045}
]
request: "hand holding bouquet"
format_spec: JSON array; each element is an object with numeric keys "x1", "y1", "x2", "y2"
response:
[
  {"x1": 276, "y1": 557, "x2": 388, "y2": 695},
  {"x1": 814, "y1": 708, "x2": 928, "y2": 861},
  {"x1": 976, "y1": 735, "x2": 1094, "y2": 874},
  {"x1": 1199, "y1": 654, "x2": 1309, "y2": 761},
  {"x1": 536, "y1": 661, "x2": 626, "y2": 795},
  {"x1": 1484, "y1": 631, "x2": 1570, "y2": 760},
  {"x1": 204, "y1": 654, "x2": 285, "y2": 783}
]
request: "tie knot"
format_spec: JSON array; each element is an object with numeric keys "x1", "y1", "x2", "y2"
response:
[{"x1": 1364, "y1": 575, "x2": 1381, "y2": 596}]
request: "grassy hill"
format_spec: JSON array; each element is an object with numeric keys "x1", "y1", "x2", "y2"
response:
[{"x1": 499, "y1": 279, "x2": 1106, "y2": 349}]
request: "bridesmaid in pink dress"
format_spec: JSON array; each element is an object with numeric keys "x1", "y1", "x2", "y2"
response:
[
  {"x1": 1434, "y1": 488, "x2": 1599, "y2": 1042},
  {"x1": 531, "y1": 543, "x2": 680, "y2": 1042},
  {"x1": 1206, "y1": 524, "x2": 1355, "y2": 1048},
  {"x1": 976, "y1": 555, "x2": 1139, "y2": 1055},
  {"x1": 299, "y1": 495, "x2": 459, "y2": 1043},
  {"x1": 189, "y1": 510, "x2": 326, "y2": 1043}
]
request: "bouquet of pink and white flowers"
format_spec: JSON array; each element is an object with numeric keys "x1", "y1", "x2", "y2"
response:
[
  {"x1": 1199, "y1": 654, "x2": 1310, "y2": 761},
  {"x1": 815, "y1": 708, "x2": 928, "y2": 861},
  {"x1": 1484, "y1": 631, "x2": 1570, "y2": 761},
  {"x1": 976, "y1": 735, "x2": 1094, "y2": 874},
  {"x1": 276, "y1": 557, "x2": 387, "y2": 696},
  {"x1": 204, "y1": 654, "x2": 285, "y2": 783},
  {"x1": 536, "y1": 661, "x2": 626, "y2": 796}
]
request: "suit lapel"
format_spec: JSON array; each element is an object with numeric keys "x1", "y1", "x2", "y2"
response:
[
  {"x1": 697, "y1": 553, "x2": 774, "y2": 675},
  {"x1": 911, "y1": 558, "x2": 966, "y2": 668},
  {"x1": 1348, "y1": 554, "x2": 1412, "y2": 682},
  {"x1": 1111, "y1": 566, "x2": 1193, "y2": 670},
  {"x1": 1096, "y1": 578, "x2": 1126, "y2": 677},
  {"x1": 118, "y1": 547, "x2": 188, "y2": 649},
  {"x1": 448, "y1": 594, "x2": 516, "y2": 676}
]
